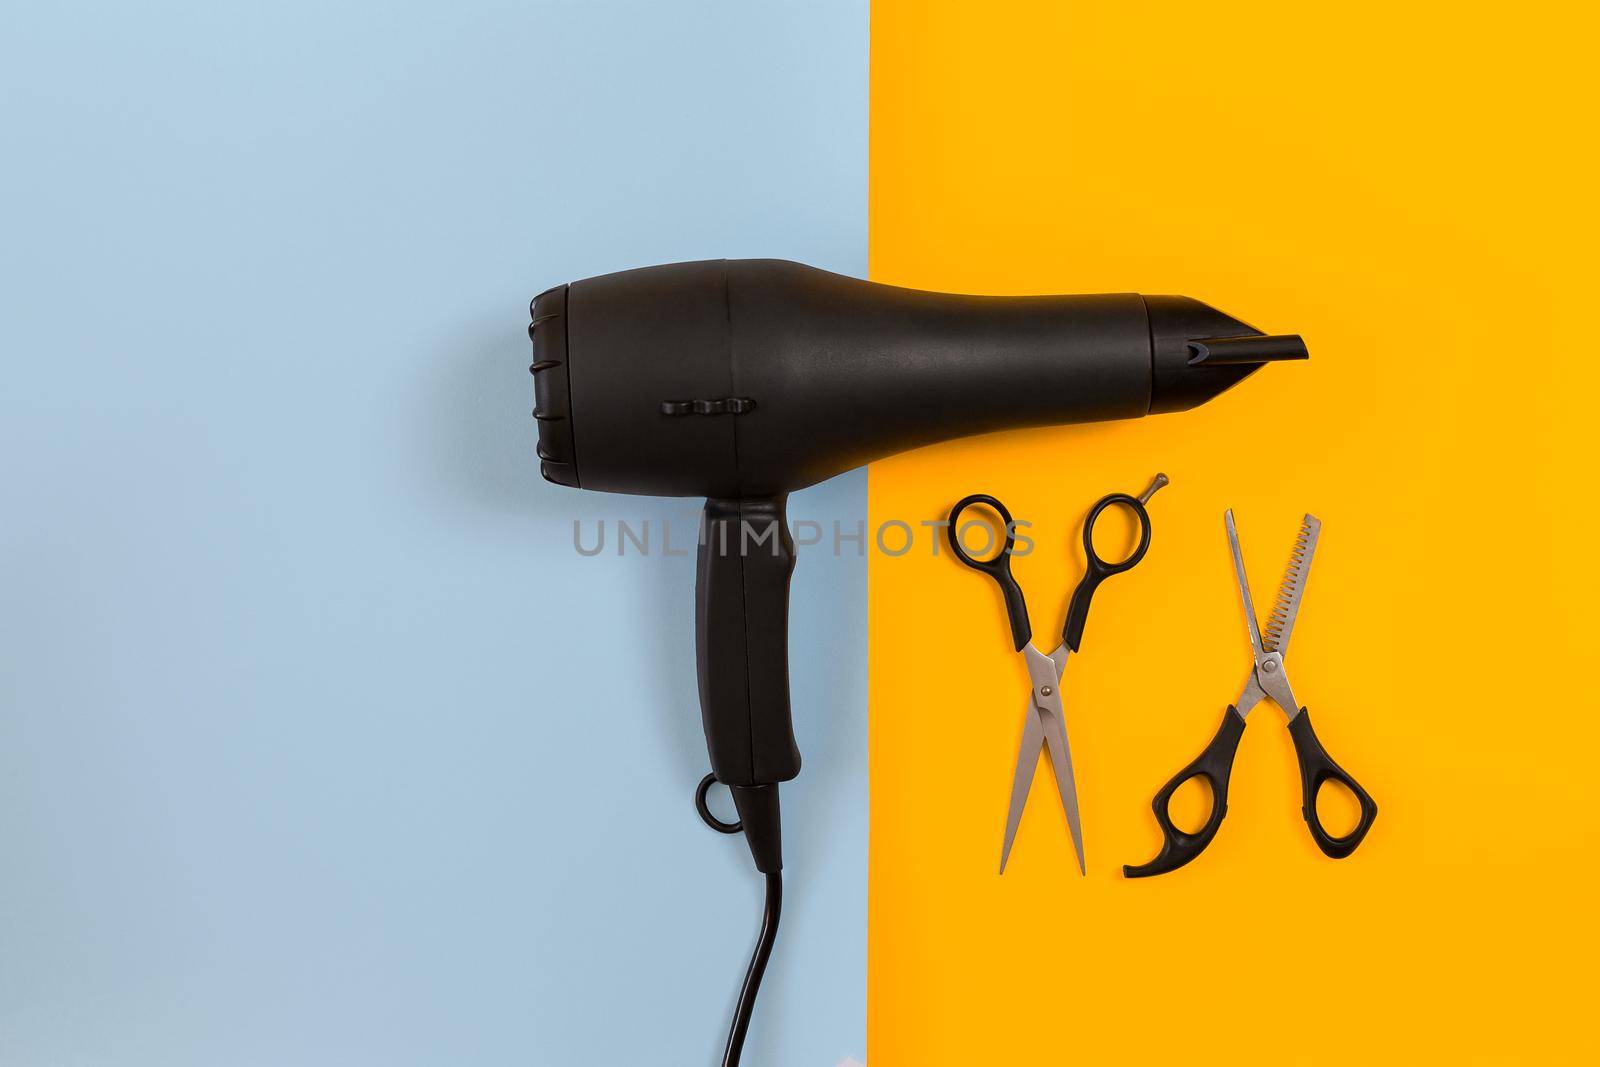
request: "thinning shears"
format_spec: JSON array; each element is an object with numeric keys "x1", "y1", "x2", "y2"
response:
[
  {"x1": 1124, "y1": 510, "x2": 1378, "y2": 877},
  {"x1": 947, "y1": 474, "x2": 1167, "y2": 875}
]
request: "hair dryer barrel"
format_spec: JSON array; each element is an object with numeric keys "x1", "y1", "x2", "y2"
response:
[{"x1": 530, "y1": 259, "x2": 1304, "y2": 498}]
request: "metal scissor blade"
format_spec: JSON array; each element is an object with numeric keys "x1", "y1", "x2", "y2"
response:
[
  {"x1": 1262, "y1": 514, "x2": 1320, "y2": 654},
  {"x1": 1225, "y1": 509, "x2": 1265, "y2": 655},
  {"x1": 1000, "y1": 702, "x2": 1045, "y2": 874},
  {"x1": 1038, "y1": 702, "x2": 1087, "y2": 875}
]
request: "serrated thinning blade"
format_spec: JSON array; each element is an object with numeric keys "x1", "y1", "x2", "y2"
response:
[{"x1": 1262, "y1": 514, "x2": 1320, "y2": 654}]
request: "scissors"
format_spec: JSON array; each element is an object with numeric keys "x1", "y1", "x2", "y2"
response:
[
  {"x1": 947, "y1": 473, "x2": 1167, "y2": 875},
  {"x1": 1124, "y1": 510, "x2": 1377, "y2": 877}
]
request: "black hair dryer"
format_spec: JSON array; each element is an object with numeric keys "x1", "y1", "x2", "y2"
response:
[{"x1": 529, "y1": 258, "x2": 1304, "y2": 1062}]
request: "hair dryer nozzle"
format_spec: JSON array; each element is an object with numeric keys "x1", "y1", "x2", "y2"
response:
[
  {"x1": 1186, "y1": 334, "x2": 1309, "y2": 366},
  {"x1": 1145, "y1": 296, "x2": 1307, "y2": 415}
]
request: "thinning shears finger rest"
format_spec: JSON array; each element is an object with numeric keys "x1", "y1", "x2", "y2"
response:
[
  {"x1": 947, "y1": 474, "x2": 1167, "y2": 875},
  {"x1": 1124, "y1": 510, "x2": 1377, "y2": 878}
]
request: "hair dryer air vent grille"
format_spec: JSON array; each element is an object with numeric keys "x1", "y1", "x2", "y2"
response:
[{"x1": 528, "y1": 283, "x2": 577, "y2": 487}]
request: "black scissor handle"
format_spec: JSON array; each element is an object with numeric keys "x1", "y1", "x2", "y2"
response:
[
  {"x1": 1288, "y1": 709, "x2": 1378, "y2": 858},
  {"x1": 1123, "y1": 706, "x2": 1246, "y2": 878},
  {"x1": 1062, "y1": 492, "x2": 1153, "y2": 652},
  {"x1": 946, "y1": 493, "x2": 1030, "y2": 651}
]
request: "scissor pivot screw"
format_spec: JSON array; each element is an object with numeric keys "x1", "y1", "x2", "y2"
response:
[
  {"x1": 1040, "y1": 685, "x2": 1053, "y2": 697},
  {"x1": 1263, "y1": 660, "x2": 1278, "y2": 672}
]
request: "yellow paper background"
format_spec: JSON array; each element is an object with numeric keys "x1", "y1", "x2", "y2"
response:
[{"x1": 867, "y1": 2, "x2": 1598, "y2": 1062}]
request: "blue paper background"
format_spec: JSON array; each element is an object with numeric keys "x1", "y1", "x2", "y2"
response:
[{"x1": 0, "y1": 3, "x2": 867, "y2": 1063}]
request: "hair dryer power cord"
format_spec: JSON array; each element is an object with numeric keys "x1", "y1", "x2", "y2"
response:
[
  {"x1": 695, "y1": 774, "x2": 785, "y2": 1067},
  {"x1": 722, "y1": 871, "x2": 782, "y2": 1067}
]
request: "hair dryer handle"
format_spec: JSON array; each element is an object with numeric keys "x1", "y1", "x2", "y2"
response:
[{"x1": 696, "y1": 497, "x2": 802, "y2": 790}]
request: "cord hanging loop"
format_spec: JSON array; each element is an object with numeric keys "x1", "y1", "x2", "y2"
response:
[{"x1": 695, "y1": 773, "x2": 744, "y2": 834}]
